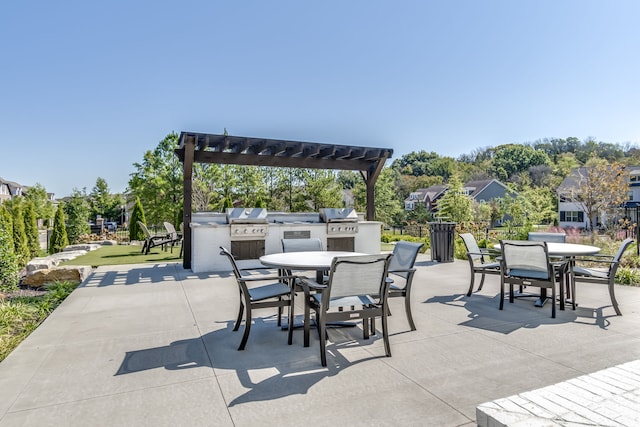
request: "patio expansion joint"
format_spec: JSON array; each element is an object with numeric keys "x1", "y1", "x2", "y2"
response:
[{"x1": 175, "y1": 263, "x2": 235, "y2": 417}]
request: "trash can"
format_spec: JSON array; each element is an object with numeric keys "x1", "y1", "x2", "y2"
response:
[{"x1": 428, "y1": 222, "x2": 456, "y2": 262}]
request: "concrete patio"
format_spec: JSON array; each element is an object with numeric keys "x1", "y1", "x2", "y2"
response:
[{"x1": 2, "y1": 254, "x2": 640, "y2": 426}]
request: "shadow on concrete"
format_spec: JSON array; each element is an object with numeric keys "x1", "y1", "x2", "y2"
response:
[{"x1": 115, "y1": 318, "x2": 385, "y2": 406}]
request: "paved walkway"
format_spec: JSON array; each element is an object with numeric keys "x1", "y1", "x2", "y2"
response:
[{"x1": 2, "y1": 255, "x2": 640, "y2": 426}]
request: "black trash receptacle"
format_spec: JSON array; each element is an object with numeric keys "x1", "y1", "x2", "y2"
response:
[{"x1": 428, "y1": 222, "x2": 456, "y2": 262}]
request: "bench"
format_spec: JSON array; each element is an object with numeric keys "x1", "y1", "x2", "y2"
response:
[{"x1": 476, "y1": 359, "x2": 640, "y2": 426}]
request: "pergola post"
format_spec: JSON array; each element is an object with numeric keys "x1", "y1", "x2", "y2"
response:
[{"x1": 182, "y1": 136, "x2": 195, "y2": 269}]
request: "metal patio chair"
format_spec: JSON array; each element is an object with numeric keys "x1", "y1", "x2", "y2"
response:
[
  {"x1": 386, "y1": 241, "x2": 424, "y2": 331},
  {"x1": 572, "y1": 238, "x2": 634, "y2": 315},
  {"x1": 499, "y1": 240, "x2": 567, "y2": 318},
  {"x1": 459, "y1": 233, "x2": 501, "y2": 296},
  {"x1": 301, "y1": 253, "x2": 393, "y2": 366},
  {"x1": 138, "y1": 221, "x2": 173, "y2": 255},
  {"x1": 220, "y1": 246, "x2": 295, "y2": 350}
]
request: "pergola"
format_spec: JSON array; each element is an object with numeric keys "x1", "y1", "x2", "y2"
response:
[{"x1": 175, "y1": 132, "x2": 393, "y2": 269}]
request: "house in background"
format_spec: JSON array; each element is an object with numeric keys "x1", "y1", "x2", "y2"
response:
[
  {"x1": 557, "y1": 165, "x2": 640, "y2": 230},
  {"x1": 0, "y1": 177, "x2": 26, "y2": 203},
  {"x1": 404, "y1": 185, "x2": 447, "y2": 211},
  {"x1": 404, "y1": 179, "x2": 514, "y2": 224}
]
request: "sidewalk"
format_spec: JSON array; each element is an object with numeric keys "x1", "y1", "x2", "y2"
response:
[{"x1": 1, "y1": 256, "x2": 640, "y2": 426}]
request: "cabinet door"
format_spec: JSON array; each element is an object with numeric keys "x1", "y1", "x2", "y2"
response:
[
  {"x1": 231, "y1": 240, "x2": 266, "y2": 260},
  {"x1": 327, "y1": 237, "x2": 354, "y2": 252}
]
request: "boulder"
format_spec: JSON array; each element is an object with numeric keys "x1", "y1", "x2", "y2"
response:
[
  {"x1": 49, "y1": 250, "x2": 88, "y2": 262},
  {"x1": 22, "y1": 266, "x2": 93, "y2": 288},
  {"x1": 26, "y1": 257, "x2": 59, "y2": 275},
  {"x1": 64, "y1": 244, "x2": 101, "y2": 252}
]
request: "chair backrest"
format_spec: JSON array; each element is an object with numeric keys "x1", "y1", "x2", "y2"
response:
[
  {"x1": 459, "y1": 233, "x2": 483, "y2": 262},
  {"x1": 388, "y1": 241, "x2": 423, "y2": 278},
  {"x1": 281, "y1": 238, "x2": 323, "y2": 253},
  {"x1": 323, "y1": 254, "x2": 392, "y2": 303},
  {"x1": 500, "y1": 240, "x2": 552, "y2": 280},
  {"x1": 137, "y1": 221, "x2": 152, "y2": 239},
  {"x1": 219, "y1": 246, "x2": 242, "y2": 279},
  {"x1": 528, "y1": 232, "x2": 566, "y2": 243},
  {"x1": 610, "y1": 238, "x2": 635, "y2": 275},
  {"x1": 163, "y1": 222, "x2": 177, "y2": 239}
]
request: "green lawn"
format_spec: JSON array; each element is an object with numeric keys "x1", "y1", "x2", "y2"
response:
[{"x1": 61, "y1": 244, "x2": 182, "y2": 267}]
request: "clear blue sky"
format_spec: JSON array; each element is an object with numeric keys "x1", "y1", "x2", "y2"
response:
[{"x1": 2, "y1": 1, "x2": 639, "y2": 198}]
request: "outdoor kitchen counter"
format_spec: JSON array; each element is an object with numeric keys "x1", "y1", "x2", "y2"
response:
[{"x1": 189, "y1": 219, "x2": 382, "y2": 273}]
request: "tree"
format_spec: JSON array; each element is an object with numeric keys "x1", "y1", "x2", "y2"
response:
[
  {"x1": 129, "y1": 196, "x2": 146, "y2": 241},
  {"x1": 489, "y1": 144, "x2": 551, "y2": 181},
  {"x1": 6, "y1": 200, "x2": 30, "y2": 268},
  {"x1": 436, "y1": 176, "x2": 473, "y2": 224},
  {"x1": 0, "y1": 204, "x2": 14, "y2": 250},
  {"x1": 64, "y1": 189, "x2": 91, "y2": 243},
  {"x1": 89, "y1": 177, "x2": 125, "y2": 222},
  {"x1": 562, "y1": 160, "x2": 628, "y2": 231},
  {"x1": 23, "y1": 200, "x2": 40, "y2": 258},
  {"x1": 128, "y1": 132, "x2": 182, "y2": 227},
  {"x1": 302, "y1": 170, "x2": 343, "y2": 211},
  {"x1": 0, "y1": 219, "x2": 20, "y2": 292},
  {"x1": 49, "y1": 203, "x2": 69, "y2": 254},
  {"x1": 353, "y1": 167, "x2": 404, "y2": 225},
  {"x1": 24, "y1": 182, "x2": 54, "y2": 226}
]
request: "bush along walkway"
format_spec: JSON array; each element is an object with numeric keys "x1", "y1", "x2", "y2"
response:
[{"x1": 0, "y1": 281, "x2": 78, "y2": 362}]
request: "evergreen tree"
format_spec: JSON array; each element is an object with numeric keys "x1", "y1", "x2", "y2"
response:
[
  {"x1": 0, "y1": 204, "x2": 14, "y2": 250},
  {"x1": 64, "y1": 189, "x2": 91, "y2": 243},
  {"x1": 49, "y1": 203, "x2": 69, "y2": 254},
  {"x1": 23, "y1": 200, "x2": 40, "y2": 258},
  {"x1": 128, "y1": 197, "x2": 146, "y2": 241},
  {"x1": 0, "y1": 219, "x2": 20, "y2": 292},
  {"x1": 9, "y1": 201, "x2": 30, "y2": 268}
]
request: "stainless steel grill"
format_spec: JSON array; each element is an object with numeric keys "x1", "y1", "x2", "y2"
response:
[
  {"x1": 226, "y1": 208, "x2": 268, "y2": 239},
  {"x1": 320, "y1": 208, "x2": 359, "y2": 235}
]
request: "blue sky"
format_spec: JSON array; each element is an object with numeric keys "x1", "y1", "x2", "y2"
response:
[{"x1": 1, "y1": 1, "x2": 639, "y2": 197}]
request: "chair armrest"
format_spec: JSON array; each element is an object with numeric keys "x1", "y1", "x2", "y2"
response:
[
  {"x1": 239, "y1": 275, "x2": 296, "y2": 283},
  {"x1": 388, "y1": 268, "x2": 416, "y2": 274},
  {"x1": 298, "y1": 277, "x2": 327, "y2": 292}
]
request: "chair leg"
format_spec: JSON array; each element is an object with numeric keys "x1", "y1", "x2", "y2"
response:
[
  {"x1": 609, "y1": 281, "x2": 622, "y2": 316},
  {"x1": 509, "y1": 283, "x2": 515, "y2": 303},
  {"x1": 499, "y1": 278, "x2": 505, "y2": 310},
  {"x1": 551, "y1": 285, "x2": 556, "y2": 318},
  {"x1": 404, "y1": 291, "x2": 416, "y2": 331},
  {"x1": 277, "y1": 300, "x2": 283, "y2": 327},
  {"x1": 381, "y1": 308, "x2": 391, "y2": 357},
  {"x1": 319, "y1": 313, "x2": 327, "y2": 367},
  {"x1": 477, "y1": 273, "x2": 486, "y2": 291},
  {"x1": 238, "y1": 305, "x2": 252, "y2": 350},
  {"x1": 287, "y1": 292, "x2": 294, "y2": 345},
  {"x1": 233, "y1": 302, "x2": 244, "y2": 331},
  {"x1": 466, "y1": 271, "x2": 476, "y2": 297}
]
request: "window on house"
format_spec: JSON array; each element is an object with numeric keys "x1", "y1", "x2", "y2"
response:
[{"x1": 560, "y1": 211, "x2": 584, "y2": 222}]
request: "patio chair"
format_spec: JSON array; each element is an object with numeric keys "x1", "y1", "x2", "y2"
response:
[
  {"x1": 163, "y1": 221, "x2": 183, "y2": 254},
  {"x1": 138, "y1": 221, "x2": 173, "y2": 255},
  {"x1": 301, "y1": 253, "x2": 393, "y2": 366},
  {"x1": 219, "y1": 246, "x2": 295, "y2": 350},
  {"x1": 499, "y1": 240, "x2": 567, "y2": 318},
  {"x1": 281, "y1": 237, "x2": 327, "y2": 283},
  {"x1": 460, "y1": 233, "x2": 501, "y2": 297},
  {"x1": 572, "y1": 238, "x2": 634, "y2": 315},
  {"x1": 527, "y1": 232, "x2": 567, "y2": 243},
  {"x1": 386, "y1": 241, "x2": 424, "y2": 331}
]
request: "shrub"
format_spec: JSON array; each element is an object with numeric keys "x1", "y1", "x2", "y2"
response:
[
  {"x1": 615, "y1": 267, "x2": 640, "y2": 286},
  {"x1": 0, "y1": 221, "x2": 20, "y2": 292},
  {"x1": 9, "y1": 202, "x2": 30, "y2": 268},
  {"x1": 49, "y1": 204, "x2": 69, "y2": 254},
  {"x1": 380, "y1": 233, "x2": 429, "y2": 252},
  {"x1": 128, "y1": 197, "x2": 146, "y2": 241},
  {"x1": 23, "y1": 200, "x2": 40, "y2": 259}
]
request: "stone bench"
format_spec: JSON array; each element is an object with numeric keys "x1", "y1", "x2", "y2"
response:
[{"x1": 476, "y1": 359, "x2": 640, "y2": 426}]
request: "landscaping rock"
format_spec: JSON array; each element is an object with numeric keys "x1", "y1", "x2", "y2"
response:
[
  {"x1": 64, "y1": 244, "x2": 101, "y2": 252},
  {"x1": 101, "y1": 240, "x2": 118, "y2": 245},
  {"x1": 26, "y1": 257, "x2": 60, "y2": 275},
  {"x1": 49, "y1": 250, "x2": 88, "y2": 262},
  {"x1": 22, "y1": 266, "x2": 93, "y2": 288}
]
